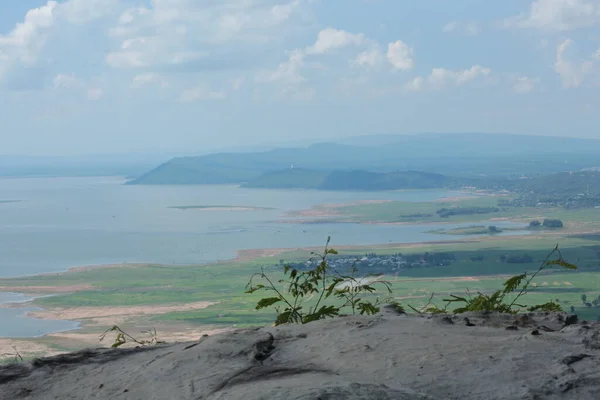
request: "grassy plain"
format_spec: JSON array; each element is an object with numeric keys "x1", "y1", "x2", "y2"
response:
[{"x1": 327, "y1": 195, "x2": 600, "y2": 230}]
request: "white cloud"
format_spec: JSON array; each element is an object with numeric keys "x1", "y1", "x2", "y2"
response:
[
  {"x1": 257, "y1": 27, "x2": 382, "y2": 84},
  {"x1": 106, "y1": 0, "x2": 309, "y2": 71},
  {"x1": 505, "y1": 0, "x2": 600, "y2": 31},
  {"x1": 0, "y1": 1, "x2": 59, "y2": 68},
  {"x1": 132, "y1": 73, "x2": 168, "y2": 88},
  {"x1": 554, "y1": 39, "x2": 595, "y2": 88},
  {"x1": 407, "y1": 65, "x2": 492, "y2": 91},
  {"x1": 405, "y1": 76, "x2": 424, "y2": 92},
  {"x1": 258, "y1": 49, "x2": 306, "y2": 83},
  {"x1": 231, "y1": 77, "x2": 245, "y2": 90},
  {"x1": 87, "y1": 88, "x2": 104, "y2": 101},
  {"x1": 0, "y1": 0, "x2": 311, "y2": 91},
  {"x1": 261, "y1": 27, "x2": 416, "y2": 87},
  {"x1": 513, "y1": 76, "x2": 540, "y2": 93},
  {"x1": 179, "y1": 87, "x2": 226, "y2": 102},
  {"x1": 354, "y1": 48, "x2": 384, "y2": 67},
  {"x1": 443, "y1": 21, "x2": 480, "y2": 35},
  {"x1": 53, "y1": 73, "x2": 85, "y2": 90},
  {"x1": 442, "y1": 21, "x2": 458, "y2": 33},
  {"x1": 386, "y1": 40, "x2": 414, "y2": 70},
  {"x1": 306, "y1": 28, "x2": 368, "y2": 55},
  {"x1": 52, "y1": 73, "x2": 103, "y2": 100}
]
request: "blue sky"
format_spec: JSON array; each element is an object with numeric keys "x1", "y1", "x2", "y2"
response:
[{"x1": 0, "y1": 0, "x2": 599, "y2": 155}]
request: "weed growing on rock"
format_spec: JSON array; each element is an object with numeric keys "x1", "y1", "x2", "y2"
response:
[
  {"x1": 246, "y1": 237, "x2": 400, "y2": 326},
  {"x1": 419, "y1": 245, "x2": 577, "y2": 314},
  {"x1": 99, "y1": 326, "x2": 164, "y2": 348}
]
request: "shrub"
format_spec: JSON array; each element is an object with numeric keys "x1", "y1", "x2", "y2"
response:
[
  {"x1": 543, "y1": 219, "x2": 564, "y2": 228},
  {"x1": 420, "y1": 245, "x2": 577, "y2": 314},
  {"x1": 245, "y1": 237, "x2": 400, "y2": 326}
]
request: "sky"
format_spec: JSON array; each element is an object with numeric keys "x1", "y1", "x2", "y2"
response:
[{"x1": 0, "y1": 0, "x2": 599, "y2": 156}]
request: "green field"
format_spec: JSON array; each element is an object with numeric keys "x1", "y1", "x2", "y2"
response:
[{"x1": 332, "y1": 196, "x2": 600, "y2": 230}]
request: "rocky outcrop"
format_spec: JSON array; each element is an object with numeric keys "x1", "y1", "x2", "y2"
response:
[{"x1": 2, "y1": 311, "x2": 600, "y2": 399}]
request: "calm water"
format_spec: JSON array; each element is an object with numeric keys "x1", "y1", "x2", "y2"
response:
[
  {"x1": 0, "y1": 292, "x2": 80, "y2": 338},
  {"x1": 0, "y1": 176, "x2": 526, "y2": 337}
]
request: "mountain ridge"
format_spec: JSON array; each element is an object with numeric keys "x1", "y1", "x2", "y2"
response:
[{"x1": 127, "y1": 133, "x2": 600, "y2": 186}]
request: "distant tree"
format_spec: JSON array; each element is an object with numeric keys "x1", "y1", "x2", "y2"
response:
[
  {"x1": 529, "y1": 220, "x2": 541, "y2": 228},
  {"x1": 488, "y1": 226, "x2": 501, "y2": 234},
  {"x1": 581, "y1": 294, "x2": 588, "y2": 304},
  {"x1": 593, "y1": 299, "x2": 599, "y2": 307},
  {"x1": 542, "y1": 219, "x2": 564, "y2": 228},
  {"x1": 570, "y1": 306, "x2": 575, "y2": 313}
]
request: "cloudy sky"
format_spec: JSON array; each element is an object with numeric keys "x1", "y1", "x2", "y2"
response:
[{"x1": 1, "y1": 0, "x2": 599, "y2": 155}]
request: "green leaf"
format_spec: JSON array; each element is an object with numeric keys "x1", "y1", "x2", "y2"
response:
[
  {"x1": 255, "y1": 297, "x2": 282, "y2": 310},
  {"x1": 547, "y1": 259, "x2": 578, "y2": 270},
  {"x1": 274, "y1": 311, "x2": 292, "y2": 326},
  {"x1": 503, "y1": 274, "x2": 527, "y2": 293},
  {"x1": 357, "y1": 302, "x2": 380, "y2": 315}
]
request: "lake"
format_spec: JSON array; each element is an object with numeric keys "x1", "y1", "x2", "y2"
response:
[{"x1": 0, "y1": 176, "x2": 527, "y2": 337}]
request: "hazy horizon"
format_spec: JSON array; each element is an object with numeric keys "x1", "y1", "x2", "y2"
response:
[
  {"x1": 0, "y1": 131, "x2": 599, "y2": 159},
  {"x1": 1, "y1": 0, "x2": 599, "y2": 156}
]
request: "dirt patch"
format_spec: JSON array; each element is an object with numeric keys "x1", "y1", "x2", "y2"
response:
[
  {"x1": 436, "y1": 195, "x2": 477, "y2": 202},
  {"x1": 175, "y1": 207, "x2": 264, "y2": 211},
  {"x1": 27, "y1": 301, "x2": 218, "y2": 322},
  {"x1": 0, "y1": 284, "x2": 94, "y2": 294},
  {"x1": 47, "y1": 326, "x2": 235, "y2": 349},
  {"x1": 236, "y1": 248, "x2": 291, "y2": 261},
  {"x1": 0, "y1": 339, "x2": 61, "y2": 361},
  {"x1": 66, "y1": 263, "x2": 161, "y2": 273}
]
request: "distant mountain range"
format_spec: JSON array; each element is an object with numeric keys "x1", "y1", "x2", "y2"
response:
[{"x1": 127, "y1": 133, "x2": 600, "y2": 188}]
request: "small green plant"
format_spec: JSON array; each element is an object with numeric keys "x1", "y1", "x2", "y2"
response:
[
  {"x1": 99, "y1": 326, "x2": 164, "y2": 348},
  {"x1": 416, "y1": 245, "x2": 577, "y2": 315},
  {"x1": 245, "y1": 237, "x2": 398, "y2": 326}
]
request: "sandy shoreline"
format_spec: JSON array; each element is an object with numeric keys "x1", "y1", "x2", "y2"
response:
[
  {"x1": 170, "y1": 206, "x2": 271, "y2": 211},
  {"x1": 26, "y1": 301, "x2": 218, "y2": 324}
]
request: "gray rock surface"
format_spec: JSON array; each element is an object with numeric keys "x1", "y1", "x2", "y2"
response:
[{"x1": 2, "y1": 312, "x2": 600, "y2": 399}]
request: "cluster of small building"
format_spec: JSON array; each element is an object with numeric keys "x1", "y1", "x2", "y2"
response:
[{"x1": 288, "y1": 252, "x2": 456, "y2": 274}]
